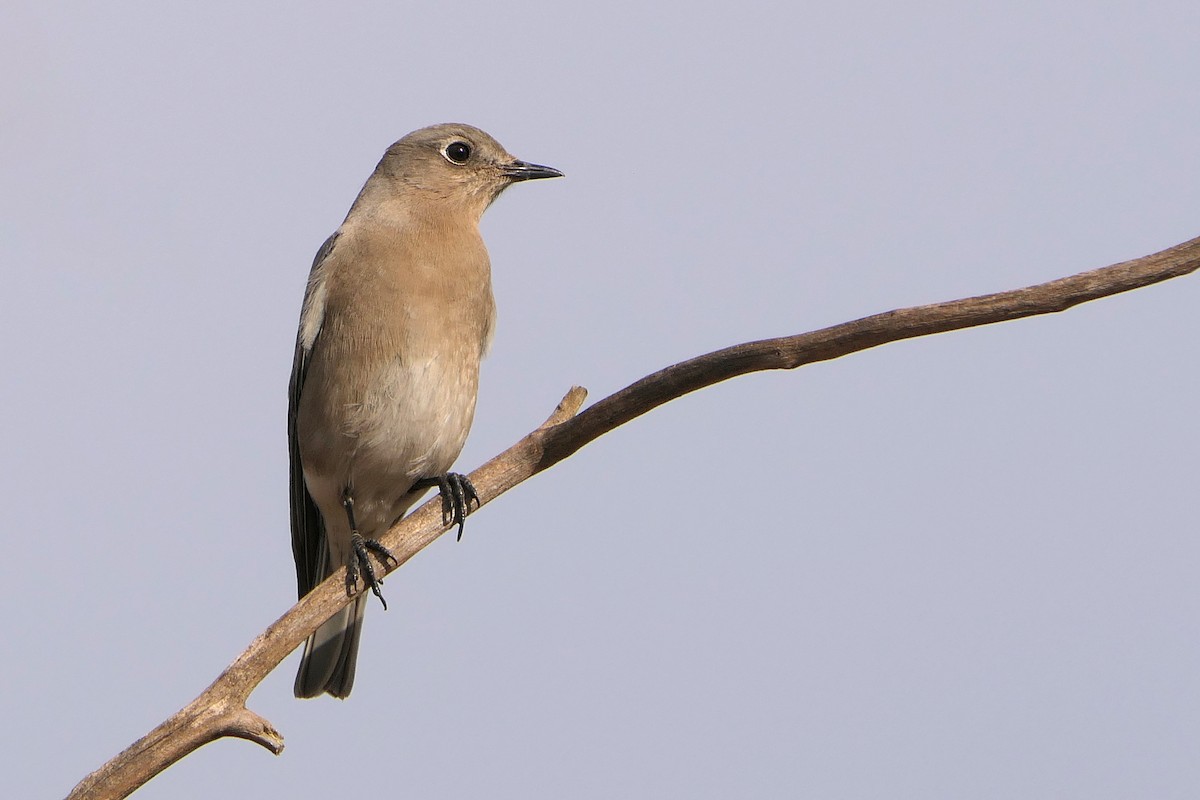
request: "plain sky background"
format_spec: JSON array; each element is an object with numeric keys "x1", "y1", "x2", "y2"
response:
[{"x1": 3, "y1": 2, "x2": 1198, "y2": 798}]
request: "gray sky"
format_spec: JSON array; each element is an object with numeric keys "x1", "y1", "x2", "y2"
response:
[{"x1": 4, "y1": 2, "x2": 1199, "y2": 798}]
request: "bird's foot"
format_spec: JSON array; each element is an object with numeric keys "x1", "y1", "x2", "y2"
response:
[
  {"x1": 414, "y1": 473, "x2": 480, "y2": 541},
  {"x1": 346, "y1": 532, "x2": 398, "y2": 610}
]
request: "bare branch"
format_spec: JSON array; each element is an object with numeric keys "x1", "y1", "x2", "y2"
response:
[{"x1": 66, "y1": 234, "x2": 1200, "y2": 799}]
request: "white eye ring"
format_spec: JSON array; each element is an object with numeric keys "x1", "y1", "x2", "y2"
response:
[{"x1": 441, "y1": 141, "x2": 472, "y2": 164}]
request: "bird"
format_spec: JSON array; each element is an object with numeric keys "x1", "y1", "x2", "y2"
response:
[{"x1": 288, "y1": 123, "x2": 562, "y2": 698}]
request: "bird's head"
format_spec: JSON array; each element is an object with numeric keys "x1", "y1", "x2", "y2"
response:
[{"x1": 378, "y1": 123, "x2": 562, "y2": 217}]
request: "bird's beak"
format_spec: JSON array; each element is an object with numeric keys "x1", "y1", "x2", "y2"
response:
[{"x1": 502, "y1": 160, "x2": 564, "y2": 182}]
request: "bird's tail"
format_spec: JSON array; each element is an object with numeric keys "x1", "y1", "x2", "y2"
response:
[{"x1": 294, "y1": 595, "x2": 366, "y2": 699}]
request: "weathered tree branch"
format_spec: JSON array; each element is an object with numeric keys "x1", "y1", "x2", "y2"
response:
[{"x1": 67, "y1": 234, "x2": 1200, "y2": 800}]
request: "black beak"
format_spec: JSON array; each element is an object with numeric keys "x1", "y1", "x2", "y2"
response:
[{"x1": 503, "y1": 160, "x2": 564, "y2": 182}]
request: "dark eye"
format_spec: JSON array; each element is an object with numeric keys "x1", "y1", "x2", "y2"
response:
[{"x1": 443, "y1": 141, "x2": 472, "y2": 164}]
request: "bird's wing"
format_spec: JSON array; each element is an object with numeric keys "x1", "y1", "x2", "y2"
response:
[{"x1": 289, "y1": 232, "x2": 339, "y2": 598}]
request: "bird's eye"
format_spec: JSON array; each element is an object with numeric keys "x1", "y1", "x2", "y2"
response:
[{"x1": 443, "y1": 141, "x2": 472, "y2": 164}]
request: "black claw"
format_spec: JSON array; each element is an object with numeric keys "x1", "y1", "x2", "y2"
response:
[
  {"x1": 363, "y1": 537, "x2": 399, "y2": 567},
  {"x1": 350, "y1": 532, "x2": 391, "y2": 610},
  {"x1": 345, "y1": 556, "x2": 360, "y2": 596},
  {"x1": 341, "y1": 488, "x2": 392, "y2": 608},
  {"x1": 415, "y1": 473, "x2": 481, "y2": 541}
]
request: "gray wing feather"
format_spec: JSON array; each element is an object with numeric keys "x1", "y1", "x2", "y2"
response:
[{"x1": 289, "y1": 232, "x2": 339, "y2": 598}]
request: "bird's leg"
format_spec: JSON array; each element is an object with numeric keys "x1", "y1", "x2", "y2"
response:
[
  {"x1": 413, "y1": 473, "x2": 481, "y2": 541},
  {"x1": 341, "y1": 488, "x2": 397, "y2": 610}
]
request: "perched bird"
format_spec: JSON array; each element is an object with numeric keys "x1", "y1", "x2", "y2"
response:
[{"x1": 289, "y1": 124, "x2": 562, "y2": 698}]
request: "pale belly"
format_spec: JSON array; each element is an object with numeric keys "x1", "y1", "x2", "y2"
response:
[{"x1": 298, "y1": 349, "x2": 480, "y2": 541}]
